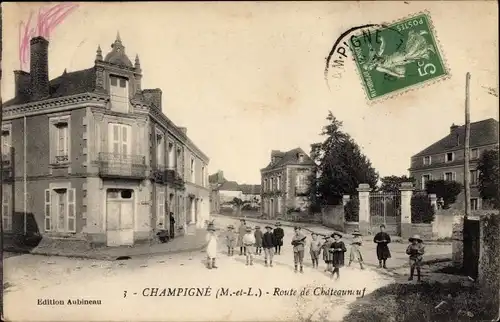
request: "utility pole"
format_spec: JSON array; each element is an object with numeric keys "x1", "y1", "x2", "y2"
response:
[{"x1": 464, "y1": 72, "x2": 471, "y2": 218}]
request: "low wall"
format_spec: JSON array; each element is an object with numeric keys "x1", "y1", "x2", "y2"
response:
[
  {"x1": 408, "y1": 223, "x2": 433, "y2": 240},
  {"x1": 321, "y1": 205, "x2": 344, "y2": 231},
  {"x1": 432, "y1": 208, "x2": 458, "y2": 239},
  {"x1": 344, "y1": 222, "x2": 359, "y2": 234},
  {"x1": 478, "y1": 212, "x2": 500, "y2": 310}
]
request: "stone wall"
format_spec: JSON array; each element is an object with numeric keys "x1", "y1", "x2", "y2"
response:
[
  {"x1": 344, "y1": 222, "x2": 359, "y2": 234},
  {"x1": 408, "y1": 223, "x2": 433, "y2": 240},
  {"x1": 478, "y1": 212, "x2": 500, "y2": 307},
  {"x1": 321, "y1": 205, "x2": 344, "y2": 231},
  {"x1": 452, "y1": 212, "x2": 465, "y2": 267}
]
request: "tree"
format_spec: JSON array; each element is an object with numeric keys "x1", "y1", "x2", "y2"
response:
[
  {"x1": 229, "y1": 197, "x2": 247, "y2": 215},
  {"x1": 477, "y1": 148, "x2": 500, "y2": 209},
  {"x1": 425, "y1": 180, "x2": 463, "y2": 209},
  {"x1": 380, "y1": 175, "x2": 416, "y2": 193},
  {"x1": 411, "y1": 193, "x2": 435, "y2": 223},
  {"x1": 309, "y1": 112, "x2": 379, "y2": 206}
]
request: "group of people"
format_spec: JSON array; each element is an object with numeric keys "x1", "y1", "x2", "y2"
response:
[{"x1": 205, "y1": 220, "x2": 425, "y2": 282}]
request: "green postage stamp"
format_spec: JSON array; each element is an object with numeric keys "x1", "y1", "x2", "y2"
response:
[{"x1": 350, "y1": 12, "x2": 449, "y2": 102}]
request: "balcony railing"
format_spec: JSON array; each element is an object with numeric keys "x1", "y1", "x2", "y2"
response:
[
  {"x1": 152, "y1": 165, "x2": 167, "y2": 183},
  {"x1": 97, "y1": 152, "x2": 146, "y2": 179},
  {"x1": 165, "y1": 168, "x2": 185, "y2": 190},
  {"x1": 55, "y1": 155, "x2": 69, "y2": 163}
]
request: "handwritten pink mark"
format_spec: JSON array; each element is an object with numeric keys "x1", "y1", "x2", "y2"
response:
[{"x1": 18, "y1": 3, "x2": 79, "y2": 71}]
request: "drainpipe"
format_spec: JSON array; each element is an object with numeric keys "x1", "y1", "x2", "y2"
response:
[{"x1": 24, "y1": 115, "x2": 27, "y2": 234}]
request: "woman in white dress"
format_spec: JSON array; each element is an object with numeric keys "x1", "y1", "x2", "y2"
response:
[{"x1": 206, "y1": 222, "x2": 218, "y2": 269}]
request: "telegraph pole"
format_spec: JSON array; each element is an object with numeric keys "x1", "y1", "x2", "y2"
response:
[{"x1": 464, "y1": 72, "x2": 471, "y2": 218}]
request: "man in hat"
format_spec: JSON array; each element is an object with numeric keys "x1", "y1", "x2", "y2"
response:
[
  {"x1": 348, "y1": 229, "x2": 365, "y2": 269},
  {"x1": 262, "y1": 225, "x2": 277, "y2": 267},
  {"x1": 291, "y1": 226, "x2": 306, "y2": 273},
  {"x1": 242, "y1": 226, "x2": 256, "y2": 265},
  {"x1": 205, "y1": 222, "x2": 218, "y2": 269},
  {"x1": 273, "y1": 222, "x2": 285, "y2": 255},
  {"x1": 225, "y1": 225, "x2": 236, "y2": 256},
  {"x1": 406, "y1": 234, "x2": 425, "y2": 282},
  {"x1": 237, "y1": 219, "x2": 248, "y2": 256},
  {"x1": 373, "y1": 224, "x2": 392, "y2": 269},
  {"x1": 254, "y1": 226, "x2": 263, "y2": 255}
]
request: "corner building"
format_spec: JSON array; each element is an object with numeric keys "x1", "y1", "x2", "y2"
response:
[{"x1": 2, "y1": 34, "x2": 210, "y2": 247}]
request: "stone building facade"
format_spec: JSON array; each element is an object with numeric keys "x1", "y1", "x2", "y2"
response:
[
  {"x1": 260, "y1": 148, "x2": 315, "y2": 218},
  {"x1": 1, "y1": 34, "x2": 210, "y2": 247}
]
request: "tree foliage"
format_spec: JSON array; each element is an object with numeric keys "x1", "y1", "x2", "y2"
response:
[
  {"x1": 425, "y1": 180, "x2": 462, "y2": 209},
  {"x1": 411, "y1": 193, "x2": 435, "y2": 223},
  {"x1": 309, "y1": 112, "x2": 379, "y2": 206},
  {"x1": 477, "y1": 148, "x2": 500, "y2": 209},
  {"x1": 380, "y1": 175, "x2": 416, "y2": 193}
]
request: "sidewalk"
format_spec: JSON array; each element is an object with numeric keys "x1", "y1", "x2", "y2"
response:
[{"x1": 5, "y1": 229, "x2": 208, "y2": 261}]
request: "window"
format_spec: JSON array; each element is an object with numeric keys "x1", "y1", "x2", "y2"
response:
[
  {"x1": 277, "y1": 197, "x2": 281, "y2": 214},
  {"x1": 167, "y1": 141, "x2": 175, "y2": 169},
  {"x1": 176, "y1": 146, "x2": 182, "y2": 172},
  {"x1": 296, "y1": 174, "x2": 307, "y2": 193},
  {"x1": 470, "y1": 170, "x2": 479, "y2": 185},
  {"x1": 264, "y1": 179, "x2": 268, "y2": 192},
  {"x1": 190, "y1": 158, "x2": 195, "y2": 183},
  {"x1": 109, "y1": 75, "x2": 129, "y2": 113},
  {"x1": 50, "y1": 117, "x2": 70, "y2": 164},
  {"x1": 201, "y1": 166, "x2": 206, "y2": 187},
  {"x1": 470, "y1": 198, "x2": 479, "y2": 211},
  {"x1": 421, "y1": 174, "x2": 431, "y2": 190},
  {"x1": 156, "y1": 132, "x2": 165, "y2": 166},
  {"x1": 44, "y1": 188, "x2": 76, "y2": 233},
  {"x1": 298, "y1": 154, "x2": 304, "y2": 162},
  {"x1": 1, "y1": 126, "x2": 12, "y2": 165},
  {"x1": 471, "y1": 148, "x2": 479, "y2": 159},
  {"x1": 276, "y1": 176, "x2": 281, "y2": 191},
  {"x1": 108, "y1": 123, "x2": 131, "y2": 155},
  {"x1": 423, "y1": 156, "x2": 431, "y2": 165},
  {"x1": 2, "y1": 190, "x2": 12, "y2": 231},
  {"x1": 445, "y1": 152, "x2": 454, "y2": 162},
  {"x1": 157, "y1": 189, "x2": 165, "y2": 229},
  {"x1": 444, "y1": 172, "x2": 455, "y2": 181}
]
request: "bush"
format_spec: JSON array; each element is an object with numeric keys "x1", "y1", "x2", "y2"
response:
[
  {"x1": 426, "y1": 180, "x2": 462, "y2": 209},
  {"x1": 411, "y1": 194, "x2": 435, "y2": 223},
  {"x1": 344, "y1": 198, "x2": 359, "y2": 222}
]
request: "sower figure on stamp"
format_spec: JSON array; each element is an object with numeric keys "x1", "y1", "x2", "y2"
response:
[
  {"x1": 322, "y1": 235, "x2": 333, "y2": 272},
  {"x1": 242, "y1": 226, "x2": 256, "y2": 265},
  {"x1": 309, "y1": 233, "x2": 322, "y2": 269},
  {"x1": 237, "y1": 219, "x2": 247, "y2": 256},
  {"x1": 205, "y1": 222, "x2": 218, "y2": 269},
  {"x1": 373, "y1": 224, "x2": 392, "y2": 269},
  {"x1": 254, "y1": 226, "x2": 263, "y2": 255},
  {"x1": 329, "y1": 232, "x2": 347, "y2": 280},
  {"x1": 262, "y1": 225, "x2": 277, "y2": 267},
  {"x1": 225, "y1": 225, "x2": 236, "y2": 256},
  {"x1": 406, "y1": 234, "x2": 425, "y2": 282},
  {"x1": 273, "y1": 222, "x2": 284, "y2": 255},
  {"x1": 348, "y1": 229, "x2": 365, "y2": 269},
  {"x1": 291, "y1": 226, "x2": 306, "y2": 273}
]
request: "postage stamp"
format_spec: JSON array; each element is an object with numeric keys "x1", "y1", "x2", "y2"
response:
[{"x1": 350, "y1": 12, "x2": 449, "y2": 102}]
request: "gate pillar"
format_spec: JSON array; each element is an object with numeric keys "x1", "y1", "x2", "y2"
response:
[
  {"x1": 399, "y1": 182, "x2": 414, "y2": 238},
  {"x1": 356, "y1": 184, "x2": 372, "y2": 235}
]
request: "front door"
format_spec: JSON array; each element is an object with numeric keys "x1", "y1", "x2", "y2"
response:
[{"x1": 106, "y1": 189, "x2": 134, "y2": 246}]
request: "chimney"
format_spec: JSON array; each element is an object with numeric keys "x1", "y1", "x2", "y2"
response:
[
  {"x1": 30, "y1": 36, "x2": 50, "y2": 100},
  {"x1": 450, "y1": 123, "x2": 459, "y2": 134},
  {"x1": 14, "y1": 70, "x2": 32, "y2": 98},
  {"x1": 142, "y1": 89, "x2": 162, "y2": 109},
  {"x1": 178, "y1": 127, "x2": 187, "y2": 135}
]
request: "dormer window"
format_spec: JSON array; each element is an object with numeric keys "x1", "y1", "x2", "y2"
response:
[
  {"x1": 109, "y1": 75, "x2": 129, "y2": 113},
  {"x1": 298, "y1": 153, "x2": 304, "y2": 162}
]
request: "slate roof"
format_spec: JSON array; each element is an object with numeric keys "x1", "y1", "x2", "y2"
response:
[
  {"x1": 3, "y1": 68, "x2": 96, "y2": 107},
  {"x1": 239, "y1": 184, "x2": 261, "y2": 195},
  {"x1": 412, "y1": 118, "x2": 499, "y2": 157},
  {"x1": 261, "y1": 147, "x2": 315, "y2": 171},
  {"x1": 218, "y1": 181, "x2": 241, "y2": 191}
]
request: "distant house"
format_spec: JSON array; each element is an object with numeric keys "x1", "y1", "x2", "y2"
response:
[
  {"x1": 260, "y1": 148, "x2": 315, "y2": 218},
  {"x1": 409, "y1": 118, "x2": 499, "y2": 210},
  {"x1": 218, "y1": 181, "x2": 243, "y2": 204},
  {"x1": 239, "y1": 184, "x2": 261, "y2": 208}
]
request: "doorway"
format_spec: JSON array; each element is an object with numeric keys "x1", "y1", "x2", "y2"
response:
[{"x1": 106, "y1": 189, "x2": 134, "y2": 246}]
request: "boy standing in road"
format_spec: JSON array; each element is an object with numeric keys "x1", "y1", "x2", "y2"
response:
[
  {"x1": 237, "y1": 219, "x2": 247, "y2": 256},
  {"x1": 373, "y1": 224, "x2": 392, "y2": 269},
  {"x1": 348, "y1": 229, "x2": 365, "y2": 269},
  {"x1": 273, "y1": 222, "x2": 284, "y2": 255},
  {"x1": 242, "y1": 226, "x2": 256, "y2": 266},
  {"x1": 291, "y1": 226, "x2": 306, "y2": 273},
  {"x1": 262, "y1": 225, "x2": 276, "y2": 267},
  {"x1": 322, "y1": 235, "x2": 333, "y2": 272},
  {"x1": 225, "y1": 225, "x2": 236, "y2": 256},
  {"x1": 309, "y1": 232, "x2": 322, "y2": 269},
  {"x1": 254, "y1": 226, "x2": 263, "y2": 255},
  {"x1": 406, "y1": 234, "x2": 425, "y2": 282}
]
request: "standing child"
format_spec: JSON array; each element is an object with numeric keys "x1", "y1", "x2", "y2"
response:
[
  {"x1": 237, "y1": 219, "x2": 247, "y2": 256},
  {"x1": 329, "y1": 232, "x2": 347, "y2": 280},
  {"x1": 291, "y1": 226, "x2": 306, "y2": 273},
  {"x1": 348, "y1": 229, "x2": 365, "y2": 269},
  {"x1": 406, "y1": 234, "x2": 425, "y2": 282},
  {"x1": 254, "y1": 226, "x2": 263, "y2": 255},
  {"x1": 242, "y1": 226, "x2": 256, "y2": 265},
  {"x1": 373, "y1": 224, "x2": 392, "y2": 268},
  {"x1": 262, "y1": 226, "x2": 276, "y2": 267},
  {"x1": 225, "y1": 225, "x2": 236, "y2": 256},
  {"x1": 321, "y1": 235, "x2": 333, "y2": 272},
  {"x1": 309, "y1": 233, "x2": 322, "y2": 269},
  {"x1": 205, "y1": 222, "x2": 218, "y2": 269},
  {"x1": 273, "y1": 222, "x2": 284, "y2": 255}
]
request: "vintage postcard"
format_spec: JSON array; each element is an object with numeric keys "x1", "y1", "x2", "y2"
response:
[{"x1": 1, "y1": 2, "x2": 499, "y2": 322}]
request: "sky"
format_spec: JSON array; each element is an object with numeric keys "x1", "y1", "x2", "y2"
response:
[{"x1": 2, "y1": 2, "x2": 498, "y2": 185}]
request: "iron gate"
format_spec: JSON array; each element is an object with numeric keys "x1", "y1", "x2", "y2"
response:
[{"x1": 370, "y1": 192, "x2": 401, "y2": 233}]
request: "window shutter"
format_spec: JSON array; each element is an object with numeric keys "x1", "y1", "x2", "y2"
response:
[
  {"x1": 44, "y1": 189, "x2": 52, "y2": 231},
  {"x1": 2, "y1": 192, "x2": 11, "y2": 231},
  {"x1": 441, "y1": 172, "x2": 445, "y2": 180},
  {"x1": 452, "y1": 172, "x2": 457, "y2": 181},
  {"x1": 67, "y1": 188, "x2": 76, "y2": 233},
  {"x1": 157, "y1": 190, "x2": 165, "y2": 228},
  {"x1": 121, "y1": 125, "x2": 129, "y2": 155}
]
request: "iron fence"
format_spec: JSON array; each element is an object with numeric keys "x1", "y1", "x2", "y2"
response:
[{"x1": 370, "y1": 192, "x2": 401, "y2": 226}]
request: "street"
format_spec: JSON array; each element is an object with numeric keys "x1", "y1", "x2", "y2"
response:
[{"x1": 2, "y1": 216, "x2": 400, "y2": 321}]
